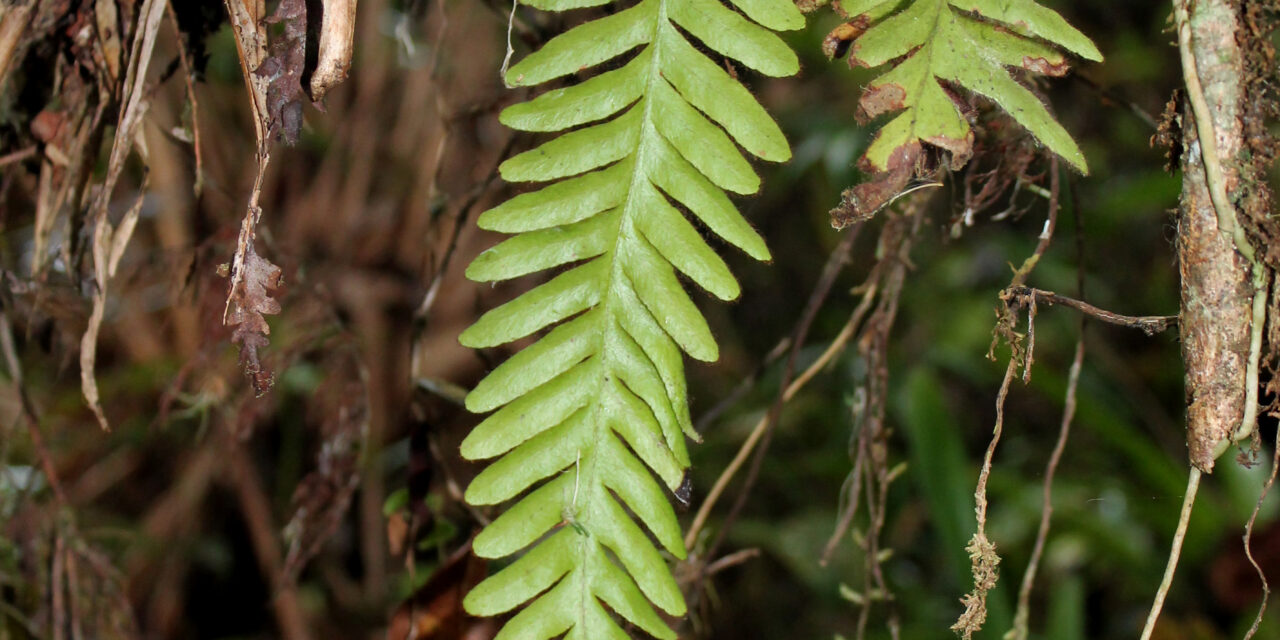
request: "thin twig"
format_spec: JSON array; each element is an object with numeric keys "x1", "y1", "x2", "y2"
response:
[
  {"x1": 1022, "y1": 296, "x2": 1038, "y2": 383},
  {"x1": 705, "y1": 225, "x2": 863, "y2": 558},
  {"x1": 820, "y1": 437, "x2": 867, "y2": 566},
  {"x1": 699, "y1": 548, "x2": 762, "y2": 579},
  {"x1": 0, "y1": 145, "x2": 36, "y2": 167},
  {"x1": 956, "y1": 357, "x2": 1017, "y2": 638},
  {"x1": 855, "y1": 445, "x2": 878, "y2": 640},
  {"x1": 1069, "y1": 73, "x2": 1160, "y2": 131},
  {"x1": 849, "y1": 209, "x2": 923, "y2": 640},
  {"x1": 499, "y1": 0, "x2": 518, "y2": 86},
  {"x1": 165, "y1": 0, "x2": 204, "y2": 198},
  {"x1": 1003, "y1": 287, "x2": 1177, "y2": 335},
  {"x1": 1009, "y1": 158, "x2": 1061, "y2": 288},
  {"x1": 1138, "y1": 468, "x2": 1202, "y2": 640},
  {"x1": 683, "y1": 271, "x2": 878, "y2": 550}
]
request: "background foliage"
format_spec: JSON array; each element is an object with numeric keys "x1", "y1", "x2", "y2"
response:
[{"x1": 0, "y1": 0, "x2": 1278, "y2": 639}]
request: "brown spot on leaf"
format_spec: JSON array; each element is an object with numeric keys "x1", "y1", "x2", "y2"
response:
[
  {"x1": 1021, "y1": 55, "x2": 1070, "y2": 77},
  {"x1": 857, "y1": 82, "x2": 907, "y2": 124}
]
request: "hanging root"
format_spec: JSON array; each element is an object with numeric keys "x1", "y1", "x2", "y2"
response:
[
  {"x1": 1008, "y1": 335, "x2": 1085, "y2": 640},
  {"x1": 1242, "y1": 406, "x2": 1280, "y2": 640},
  {"x1": 1139, "y1": 468, "x2": 1203, "y2": 640},
  {"x1": 953, "y1": 358, "x2": 1017, "y2": 639}
]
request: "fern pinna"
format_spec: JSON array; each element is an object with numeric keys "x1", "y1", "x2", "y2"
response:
[
  {"x1": 833, "y1": 0, "x2": 1101, "y2": 225},
  {"x1": 456, "y1": 0, "x2": 801, "y2": 635}
]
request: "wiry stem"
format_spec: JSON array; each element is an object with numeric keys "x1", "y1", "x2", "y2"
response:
[
  {"x1": 1009, "y1": 335, "x2": 1084, "y2": 640},
  {"x1": 1139, "y1": 468, "x2": 1202, "y2": 640},
  {"x1": 1243, "y1": 415, "x2": 1280, "y2": 640}
]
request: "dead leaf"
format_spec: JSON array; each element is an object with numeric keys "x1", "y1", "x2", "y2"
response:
[
  {"x1": 218, "y1": 0, "x2": 357, "y2": 396},
  {"x1": 225, "y1": 241, "x2": 284, "y2": 396},
  {"x1": 256, "y1": 0, "x2": 306, "y2": 144},
  {"x1": 94, "y1": 0, "x2": 121, "y2": 84},
  {"x1": 822, "y1": 16, "x2": 870, "y2": 61},
  {"x1": 830, "y1": 141, "x2": 923, "y2": 229},
  {"x1": 80, "y1": 0, "x2": 166, "y2": 430},
  {"x1": 309, "y1": 0, "x2": 358, "y2": 102}
]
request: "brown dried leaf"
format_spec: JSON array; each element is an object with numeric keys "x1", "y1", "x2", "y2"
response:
[
  {"x1": 822, "y1": 16, "x2": 869, "y2": 61},
  {"x1": 255, "y1": 0, "x2": 307, "y2": 144},
  {"x1": 857, "y1": 82, "x2": 907, "y2": 124},
  {"x1": 830, "y1": 141, "x2": 922, "y2": 229},
  {"x1": 1020, "y1": 55, "x2": 1070, "y2": 77},
  {"x1": 226, "y1": 242, "x2": 284, "y2": 396},
  {"x1": 94, "y1": 0, "x2": 121, "y2": 84},
  {"x1": 80, "y1": 0, "x2": 166, "y2": 430}
]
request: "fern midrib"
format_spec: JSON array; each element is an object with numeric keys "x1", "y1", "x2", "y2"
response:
[
  {"x1": 573, "y1": 0, "x2": 676, "y2": 624},
  {"x1": 904, "y1": 0, "x2": 946, "y2": 139}
]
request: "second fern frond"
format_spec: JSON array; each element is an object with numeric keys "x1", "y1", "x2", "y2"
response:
[{"x1": 831, "y1": 0, "x2": 1102, "y2": 226}]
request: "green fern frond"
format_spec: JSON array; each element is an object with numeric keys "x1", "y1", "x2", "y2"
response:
[
  {"x1": 841, "y1": 0, "x2": 1102, "y2": 173},
  {"x1": 457, "y1": 0, "x2": 801, "y2": 635}
]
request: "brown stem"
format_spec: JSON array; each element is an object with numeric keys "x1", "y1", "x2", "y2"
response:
[{"x1": 1002, "y1": 287, "x2": 1177, "y2": 335}]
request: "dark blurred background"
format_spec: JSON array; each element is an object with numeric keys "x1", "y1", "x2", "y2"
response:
[{"x1": 1, "y1": 0, "x2": 1278, "y2": 639}]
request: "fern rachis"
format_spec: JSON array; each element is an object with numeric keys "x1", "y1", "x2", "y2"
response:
[{"x1": 456, "y1": 0, "x2": 801, "y2": 636}]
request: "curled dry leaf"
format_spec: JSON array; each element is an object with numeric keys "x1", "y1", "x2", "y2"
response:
[
  {"x1": 822, "y1": 16, "x2": 870, "y2": 60},
  {"x1": 309, "y1": 0, "x2": 358, "y2": 102},
  {"x1": 830, "y1": 141, "x2": 923, "y2": 229},
  {"x1": 225, "y1": 242, "x2": 284, "y2": 396},
  {"x1": 257, "y1": 0, "x2": 306, "y2": 144},
  {"x1": 81, "y1": 0, "x2": 166, "y2": 430}
]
